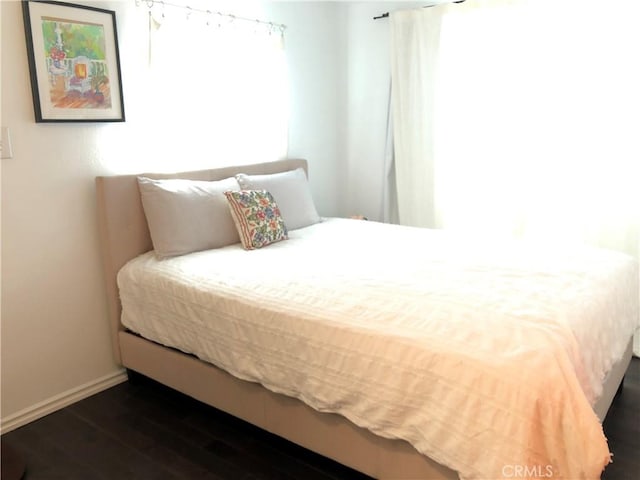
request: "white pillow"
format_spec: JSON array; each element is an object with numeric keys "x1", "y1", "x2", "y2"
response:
[
  {"x1": 138, "y1": 176, "x2": 240, "y2": 258},
  {"x1": 235, "y1": 168, "x2": 320, "y2": 230}
]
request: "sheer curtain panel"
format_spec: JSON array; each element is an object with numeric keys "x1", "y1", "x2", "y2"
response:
[
  {"x1": 389, "y1": 9, "x2": 443, "y2": 228},
  {"x1": 145, "y1": 7, "x2": 289, "y2": 164}
]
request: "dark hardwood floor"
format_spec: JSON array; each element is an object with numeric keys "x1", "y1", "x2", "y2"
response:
[
  {"x1": 600, "y1": 356, "x2": 640, "y2": 480},
  {"x1": 2, "y1": 358, "x2": 638, "y2": 480}
]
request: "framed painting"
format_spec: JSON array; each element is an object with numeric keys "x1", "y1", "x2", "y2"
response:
[{"x1": 22, "y1": 0, "x2": 125, "y2": 122}]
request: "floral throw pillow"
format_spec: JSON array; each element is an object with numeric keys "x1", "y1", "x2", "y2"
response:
[{"x1": 224, "y1": 190, "x2": 288, "y2": 250}]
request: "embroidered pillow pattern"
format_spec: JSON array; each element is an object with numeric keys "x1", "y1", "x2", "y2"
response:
[{"x1": 224, "y1": 190, "x2": 288, "y2": 250}]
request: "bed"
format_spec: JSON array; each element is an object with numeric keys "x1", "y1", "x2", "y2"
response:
[{"x1": 96, "y1": 158, "x2": 637, "y2": 480}]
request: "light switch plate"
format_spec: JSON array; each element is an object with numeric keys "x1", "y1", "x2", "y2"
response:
[{"x1": 1, "y1": 126, "x2": 13, "y2": 159}]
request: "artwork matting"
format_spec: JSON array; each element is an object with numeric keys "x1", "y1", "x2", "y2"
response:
[{"x1": 22, "y1": 0, "x2": 125, "y2": 122}]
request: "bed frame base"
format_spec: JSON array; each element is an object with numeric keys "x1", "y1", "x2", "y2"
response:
[
  {"x1": 593, "y1": 338, "x2": 633, "y2": 421},
  {"x1": 120, "y1": 329, "x2": 632, "y2": 479},
  {"x1": 119, "y1": 331, "x2": 457, "y2": 480}
]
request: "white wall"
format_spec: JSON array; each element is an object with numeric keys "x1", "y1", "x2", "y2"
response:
[
  {"x1": 267, "y1": 1, "x2": 348, "y2": 217},
  {"x1": 1, "y1": 0, "x2": 347, "y2": 429}
]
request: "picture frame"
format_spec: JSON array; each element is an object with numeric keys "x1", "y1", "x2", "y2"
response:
[{"x1": 22, "y1": 0, "x2": 125, "y2": 122}]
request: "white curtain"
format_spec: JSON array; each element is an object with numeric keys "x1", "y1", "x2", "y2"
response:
[
  {"x1": 389, "y1": 9, "x2": 443, "y2": 228},
  {"x1": 390, "y1": 0, "x2": 640, "y2": 354},
  {"x1": 381, "y1": 82, "x2": 399, "y2": 224},
  {"x1": 145, "y1": 8, "x2": 289, "y2": 165}
]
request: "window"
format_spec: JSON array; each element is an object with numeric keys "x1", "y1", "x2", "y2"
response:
[{"x1": 144, "y1": 6, "x2": 289, "y2": 165}]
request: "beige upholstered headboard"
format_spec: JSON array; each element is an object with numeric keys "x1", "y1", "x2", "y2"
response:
[{"x1": 95, "y1": 158, "x2": 308, "y2": 364}]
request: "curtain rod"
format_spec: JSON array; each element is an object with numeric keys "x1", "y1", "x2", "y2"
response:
[
  {"x1": 135, "y1": 0, "x2": 287, "y2": 32},
  {"x1": 373, "y1": 0, "x2": 466, "y2": 20}
]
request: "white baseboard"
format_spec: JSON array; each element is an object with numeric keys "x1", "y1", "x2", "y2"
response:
[{"x1": 1, "y1": 369, "x2": 128, "y2": 434}]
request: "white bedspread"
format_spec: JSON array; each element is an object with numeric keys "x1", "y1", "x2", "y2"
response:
[{"x1": 118, "y1": 218, "x2": 638, "y2": 480}]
